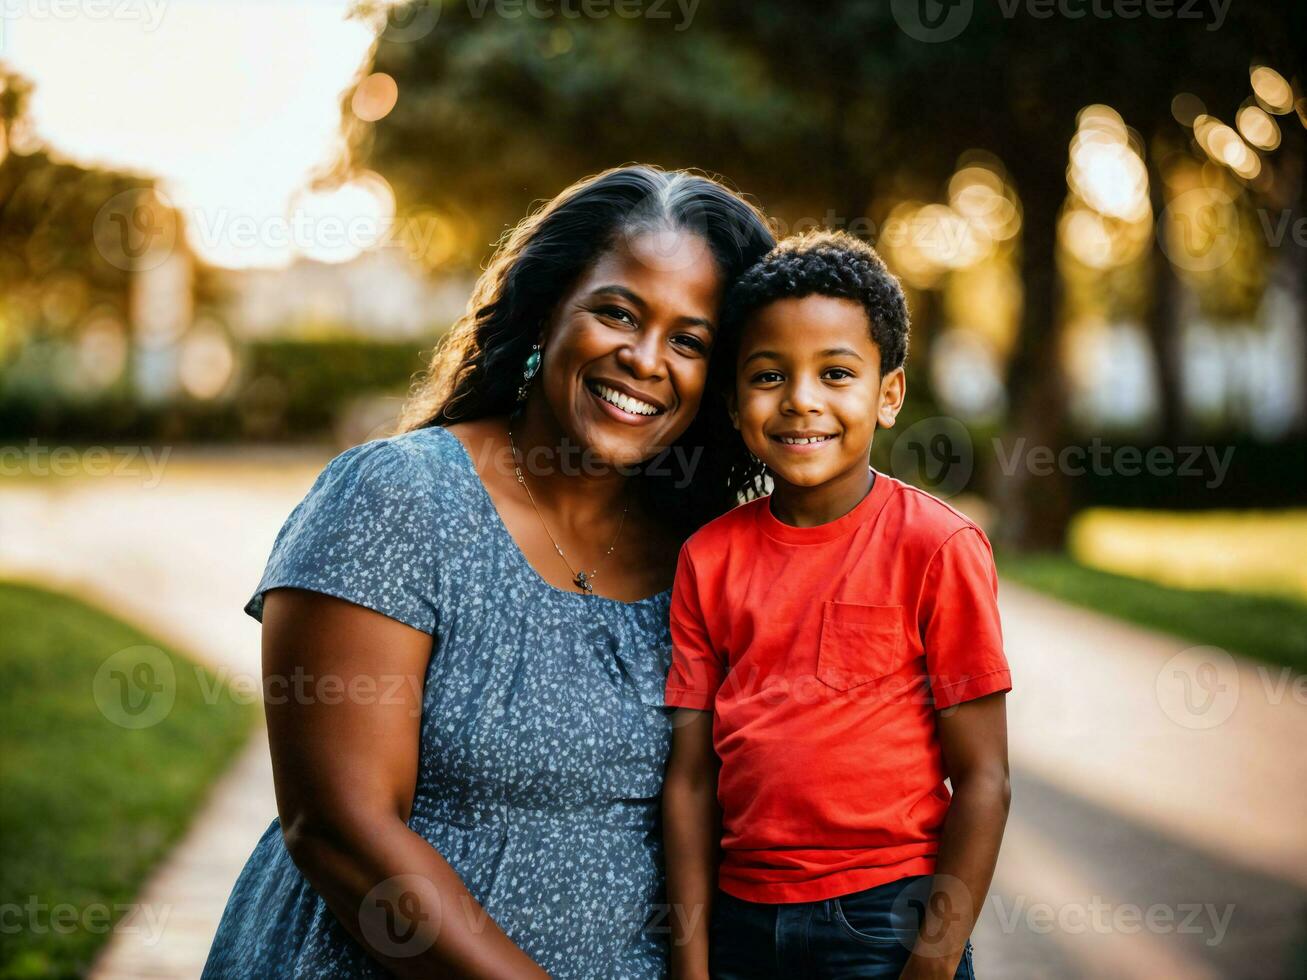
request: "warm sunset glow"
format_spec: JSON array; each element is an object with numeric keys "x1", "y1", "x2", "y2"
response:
[
  {"x1": 291, "y1": 171, "x2": 397, "y2": 265},
  {"x1": 1, "y1": 0, "x2": 379, "y2": 269}
]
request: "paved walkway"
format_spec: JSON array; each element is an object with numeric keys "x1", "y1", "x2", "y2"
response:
[
  {"x1": 2, "y1": 452, "x2": 1305, "y2": 979},
  {"x1": 981, "y1": 582, "x2": 1307, "y2": 979}
]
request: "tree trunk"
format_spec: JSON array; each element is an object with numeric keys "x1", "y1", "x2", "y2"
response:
[
  {"x1": 990, "y1": 157, "x2": 1074, "y2": 552},
  {"x1": 1144, "y1": 156, "x2": 1187, "y2": 444},
  {"x1": 1291, "y1": 129, "x2": 1307, "y2": 435},
  {"x1": 909, "y1": 285, "x2": 937, "y2": 378}
]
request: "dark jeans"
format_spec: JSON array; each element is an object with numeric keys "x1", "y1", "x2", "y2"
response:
[{"x1": 709, "y1": 875, "x2": 976, "y2": 979}]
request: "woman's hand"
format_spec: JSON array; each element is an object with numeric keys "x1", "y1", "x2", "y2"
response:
[{"x1": 262, "y1": 588, "x2": 549, "y2": 979}]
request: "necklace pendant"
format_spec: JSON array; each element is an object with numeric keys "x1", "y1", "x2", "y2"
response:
[{"x1": 573, "y1": 571, "x2": 594, "y2": 593}]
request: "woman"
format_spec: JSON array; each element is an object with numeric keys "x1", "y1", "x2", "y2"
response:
[{"x1": 202, "y1": 165, "x2": 773, "y2": 979}]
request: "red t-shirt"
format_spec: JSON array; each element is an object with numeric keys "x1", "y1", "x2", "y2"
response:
[{"x1": 665, "y1": 470, "x2": 1011, "y2": 903}]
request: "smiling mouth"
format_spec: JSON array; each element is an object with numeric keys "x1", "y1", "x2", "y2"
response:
[
  {"x1": 772, "y1": 433, "x2": 837, "y2": 445},
  {"x1": 587, "y1": 382, "x2": 664, "y2": 417}
]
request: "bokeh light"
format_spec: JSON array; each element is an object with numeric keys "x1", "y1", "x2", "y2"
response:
[
  {"x1": 1250, "y1": 65, "x2": 1294, "y2": 114},
  {"x1": 351, "y1": 72, "x2": 399, "y2": 123},
  {"x1": 1059, "y1": 106, "x2": 1152, "y2": 271},
  {"x1": 1170, "y1": 92, "x2": 1205, "y2": 127},
  {"x1": 1236, "y1": 104, "x2": 1280, "y2": 151},
  {"x1": 880, "y1": 158, "x2": 1020, "y2": 290},
  {"x1": 290, "y1": 170, "x2": 397, "y2": 265},
  {"x1": 178, "y1": 320, "x2": 237, "y2": 400}
]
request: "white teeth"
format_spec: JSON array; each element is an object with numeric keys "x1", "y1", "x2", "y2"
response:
[
  {"x1": 593, "y1": 384, "x2": 659, "y2": 416},
  {"x1": 778, "y1": 435, "x2": 834, "y2": 445}
]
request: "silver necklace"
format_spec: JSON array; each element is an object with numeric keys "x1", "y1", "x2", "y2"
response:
[{"x1": 507, "y1": 427, "x2": 629, "y2": 593}]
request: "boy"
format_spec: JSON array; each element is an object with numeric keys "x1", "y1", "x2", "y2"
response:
[{"x1": 662, "y1": 231, "x2": 1011, "y2": 979}]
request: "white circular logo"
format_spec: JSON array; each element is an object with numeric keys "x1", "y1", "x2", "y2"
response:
[
  {"x1": 889, "y1": 416, "x2": 973, "y2": 498},
  {"x1": 380, "y1": 0, "x2": 441, "y2": 43},
  {"x1": 887, "y1": 873, "x2": 971, "y2": 956},
  {"x1": 1157, "y1": 187, "x2": 1240, "y2": 274},
  {"x1": 93, "y1": 188, "x2": 178, "y2": 272},
  {"x1": 358, "y1": 875, "x2": 442, "y2": 958},
  {"x1": 1156, "y1": 645, "x2": 1240, "y2": 730},
  {"x1": 891, "y1": 0, "x2": 973, "y2": 43},
  {"x1": 93, "y1": 645, "x2": 176, "y2": 729}
]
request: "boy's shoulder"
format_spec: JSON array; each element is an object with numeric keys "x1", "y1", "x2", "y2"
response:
[
  {"x1": 680, "y1": 496, "x2": 770, "y2": 561},
  {"x1": 877, "y1": 472, "x2": 993, "y2": 559},
  {"x1": 882, "y1": 472, "x2": 986, "y2": 535}
]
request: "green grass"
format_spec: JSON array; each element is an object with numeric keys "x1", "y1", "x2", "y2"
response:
[
  {"x1": 998, "y1": 552, "x2": 1307, "y2": 676},
  {"x1": 0, "y1": 581, "x2": 257, "y2": 980}
]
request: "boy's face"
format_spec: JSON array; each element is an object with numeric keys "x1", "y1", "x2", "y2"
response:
[{"x1": 730, "y1": 295, "x2": 905, "y2": 492}]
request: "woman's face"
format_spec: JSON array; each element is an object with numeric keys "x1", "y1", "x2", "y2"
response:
[{"x1": 536, "y1": 228, "x2": 724, "y2": 468}]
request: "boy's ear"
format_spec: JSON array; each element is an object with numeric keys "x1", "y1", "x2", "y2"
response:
[{"x1": 876, "y1": 366, "x2": 907, "y2": 429}]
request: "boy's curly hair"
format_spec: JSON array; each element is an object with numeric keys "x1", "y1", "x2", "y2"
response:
[{"x1": 717, "y1": 229, "x2": 910, "y2": 378}]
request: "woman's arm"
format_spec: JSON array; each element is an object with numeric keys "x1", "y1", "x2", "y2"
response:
[
  {"x1": 900, "y1": 691, "x2": 1011, "y2": 980},
  {"x1": 261, "y1": 588, "x2": 548, "y2": 979},
  {"x1": 662, "y1": 707, "x2": 720, "y2": 980}
]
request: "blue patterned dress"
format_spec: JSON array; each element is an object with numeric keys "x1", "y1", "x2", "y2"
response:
[{"x1": 202, "y1": 426, "x2": 674, "y2": 979}]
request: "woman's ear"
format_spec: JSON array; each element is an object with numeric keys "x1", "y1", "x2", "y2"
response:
[
  {"x1": 725, "y1": 389, "x2": 740, "y2": 430},
  {"x1": 537, "y1": 314, "x2": 556, "y2": 349}
]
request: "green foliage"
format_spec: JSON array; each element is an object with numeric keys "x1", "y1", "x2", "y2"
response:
[
  {"x1": 0, "y1": 337, "x2": 432, "y2": 442},
  {"x1": 242, "y1": 338, "x2": 430, "y2": 434},
  {"x1": 355, "y1": 3, "x2": 811, "y2": 252},
  {"x1": 352, "y1": 0, "x2": 1288, "y2": 258},
  {"x1": 0, "y1": 65, "x2": 147, "y2": 323},
  {"x1": 0, "y1": 581, "x2": 256, "y2": 979},
  {"x1": 997, "y1": 552, "x2": 1307, "y2": 675}
]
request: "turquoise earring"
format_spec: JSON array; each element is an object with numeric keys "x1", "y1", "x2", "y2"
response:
[{"x1": 517, "y1": 342, "x2": 542, "y2": 402}]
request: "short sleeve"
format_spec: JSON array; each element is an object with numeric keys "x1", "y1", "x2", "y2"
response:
[
  {"x1": 244, "y1": 439, "x2": 439, "y2": 635},
  {"x1": 919, "y1": 526, "x2": 1011, "y2": 710},
  {"x1": 664, "y1": 546, "x2": 724, "y2": 711}
]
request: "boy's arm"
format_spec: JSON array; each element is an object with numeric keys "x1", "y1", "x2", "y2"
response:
[
  {"x1": 900, "y1": 691, "x2": 1011, "y2": 980},
  {"x1": 663, "y1": 707, "x2": 721, "y2": 980}
]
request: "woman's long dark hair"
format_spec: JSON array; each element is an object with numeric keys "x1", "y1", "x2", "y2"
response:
[{"x1": 400, "y1": 164, "x2": 773, "y2": 538}]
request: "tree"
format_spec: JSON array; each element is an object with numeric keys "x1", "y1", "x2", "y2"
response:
[
  {"x1": 0, "y1": 64, "x2": 171, "y2": 360},
  {"x1": 344, "y1": 0, "x2": 1299, "y2": 549}
]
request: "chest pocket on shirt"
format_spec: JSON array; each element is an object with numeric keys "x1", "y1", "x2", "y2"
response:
[{"x1": 816, "y1": 601, "x2": 906, "y2": 691}]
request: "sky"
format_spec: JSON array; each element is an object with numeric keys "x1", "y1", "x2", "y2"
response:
[{"x1": 2, "y1": 0, "x2": 387, "y2": 268}]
